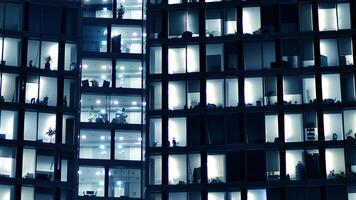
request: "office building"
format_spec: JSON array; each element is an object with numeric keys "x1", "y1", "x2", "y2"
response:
[
  {"x1": 0, "y1": 0, "x2": 145, "y2": 199},
  {"x1": 146, "y1": 0, "x2": 356, "y2": 199},
  {"x1": 79, "y1": 0, "x2": 145, "y2": 199},
  {"x1": 0, "y1": 0, "x2": 80, "y2": 199},
  {"x1": 2, "y1": 0, "x2": 356, "y2": 199}
]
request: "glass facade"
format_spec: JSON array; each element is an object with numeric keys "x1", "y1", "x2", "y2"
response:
[
  {"x1": 2, "y1": 0, "x2": 356, "y2": 199},
  {"x1": 0, "y1": 0, "x2": 80, "y2": 200},
  {"x1": 146, "y1": 0, "x2": 356, "y2": 199},
  {"x1": 79, "y1": 0, "x2": 145, "y2": 198}
]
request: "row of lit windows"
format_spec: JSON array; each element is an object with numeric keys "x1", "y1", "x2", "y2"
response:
[
  {"x1": 79, "y1": 129, "x2": 142, "y2": 161},
  {"x1": 150, "y1": 3, "x2": 352, "y2": 38},
  {"x1": 149, "y1": 38, "x2": 354, "y2": 74},
  {"x1": 0, "y1": 147, "x2": 70, "y2": 182},
  {"x1": 149, "y1": 185, "x2": 356, "y2": 200},
  {"x1": 83, "y1": 0, "x2": 144, "y2": 20},
  {"x1": 0, "y1": 72, "x2": 76, "y2": 106},
  {"x1": 81, "y1": 58, "x2": 143, "y2": 89},
  {"x1": 82, "y1": 25, "x2": 144, "y2": 54},
  {"x1": 149, "y1": 148, "x2": 356, "y2": 186},
  {"x1": 149, "y1": 74, "x2": 354, "y2": 110},
  {"x1": 152, "y1": 0, "x2": 353, "y2": 3},
  {"x1": 77, "y1": 166, "x2": 141, "y2": 198},
  {"x1": 0, "y1": 37, "x2": 78, "y2": 70},
  {"x1": 0, "y1": 165, "x2": 140, "y2": 199},
  {"x1": 0, "y1": 185, "x2": 72, "y2": 200},
  {"x1": 0, "y1": 109, "x2": 75, "y2": 144},
  {"x1": 149, "y1": 109, "x2": 356, "y2": 146},
  {"x1": 80, "y1": 94, "x2": 143, "y2": 124}
]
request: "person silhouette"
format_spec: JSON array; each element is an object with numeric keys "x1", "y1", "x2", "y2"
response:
[{"x1": 172, "y1": 137, "x2": 177, "y2": 147}]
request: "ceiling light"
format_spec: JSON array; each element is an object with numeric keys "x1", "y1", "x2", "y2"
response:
[
  {"x1": 100, "y1": 145, "x2": 105, "y2": 149},
  {"x1": 100, "y1": 136, "x2": 105, "y2": 140},
  {"x1": 132, "y1": 101, "x2": 137, "y2": 105},
  {"x1": 119, "y1": 136, "x2": 124, "y2": 141},
  {"x1": 120, "y1": 66, "x2": 125, "y2": 70},
  {"x1": 96, "y1": 100, "x2": 101, "y2": 104}
]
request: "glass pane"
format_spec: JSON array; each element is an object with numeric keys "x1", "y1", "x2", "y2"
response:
[{"x1": 78, "y1": 166, "x2": 105, "y2": 197}]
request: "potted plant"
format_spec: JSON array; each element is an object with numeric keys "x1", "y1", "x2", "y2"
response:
[
  {"x1": 206, "y1": 31, "x2": 214, "y2": 37},
  {"x1": 90, "y1": 80, "x2": 99, "y2": 87},
  {"x1": 44, "y1": 56, "x2": 52, "y2": 70},
  {"x1": 117, "y1": 3, "x2": 125, "y2": 19},
  {"x1": 45, "y1": 128, "x2": 56, "y2": 143},
  {"x1": 88, "y1": 106, "x2": 98, "y2": 122}
]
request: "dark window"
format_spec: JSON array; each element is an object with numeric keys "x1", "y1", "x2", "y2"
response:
[
  {"x1": 286, "y1": 188, "x2": 305, "y2": 200},
  {"x1": 187, "y1": 116, "x2": 201, "y2": 146},
  {"x1": 280, "y1": 4, "x2": 298, "y2": 33},
  {"x1": 226, "y1": 151, "x2": 244, "y2": 182},
  {"x1": 4, "y1": 3, "x2": 23, "y2": 31},
  {"x1": 29, "y1": 5, "x2": 60, "y2": 34},
  {"x1": 226, "y1": 114, "x2": 242, "y2": 144},
  {"x1": 206, "y1": 115, "x2": 225, "y2": 145},
  {"x1": 29, "y1": 5, "x2": 41, "y2": 33},
  {"x1": 66, "y1": 8, "x2": 78, "y2": 36},
  {"x1": 43, "y1": 6, "x2": 60, "y2": 34},
  {"x1": 245, "y1": 113, "x2": 265, "y2": 143},
  {"x1": 247, "y1": 150, "x2": 266, "y2": 181}
]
